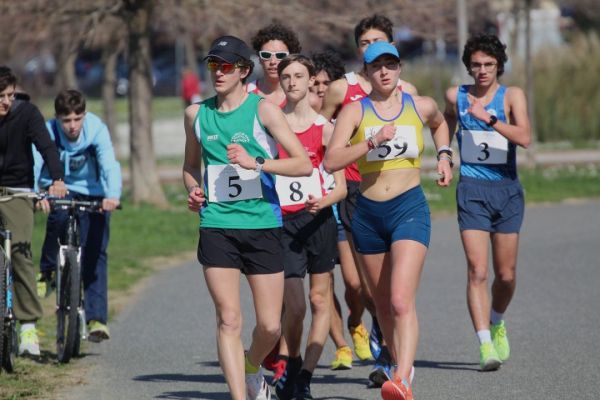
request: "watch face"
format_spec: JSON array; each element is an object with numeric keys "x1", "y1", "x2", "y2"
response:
[{"x1": 256, "y1": 156, "x2": 265, "y2": 164}]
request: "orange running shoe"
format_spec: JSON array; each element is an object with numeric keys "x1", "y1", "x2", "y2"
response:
[{"x1": 381, "y1": 377, "x2": 413, "y2": 400}]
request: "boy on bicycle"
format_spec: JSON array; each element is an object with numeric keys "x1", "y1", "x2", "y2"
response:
[
  {"x1": 0, "y1": 66, "x2": 66, "y2": 357},
  {"x1": 34, "y1": 89, "x2": 122, "y2": 343}
]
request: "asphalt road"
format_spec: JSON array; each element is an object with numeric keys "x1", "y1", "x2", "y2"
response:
[{"x1": 64, "y1": 200, "x2": 600, "y2": 400}]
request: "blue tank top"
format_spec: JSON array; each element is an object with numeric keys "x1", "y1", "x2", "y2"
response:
[{"x1": 457, "y1": 85, "x2": 517, "y2": 181}]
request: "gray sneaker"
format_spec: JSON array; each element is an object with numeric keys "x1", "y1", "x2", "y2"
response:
[
  {"x1": 19, "y1": 327, "x2": 41, "y2": 356},
  {"x1": 246, "y1": 368, "x2": 272, "y2": 400}
]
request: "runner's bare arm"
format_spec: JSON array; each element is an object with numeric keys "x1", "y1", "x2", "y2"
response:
[
  {"x1": 258, "y1": 101, "x2": 313, "y2": 177},
  {"x1": 323, "y1": 102, "x2": 365, "y2": 173},
  {"x1": 416, "y1": 95, "x2": 453, "y2": 186},
  {"x1": 443, "y1": 86, "x2": 459, "y2": 144},
  {"x1": 320, "y1": 78, "x2": 348, "y2": 121},
  {"x1": 182, "y1": 104, "x2": 205, "y2": 210}
]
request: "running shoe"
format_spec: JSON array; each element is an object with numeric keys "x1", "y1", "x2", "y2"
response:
[
  {"x1": 246, "y1": 368, "x2": 272, "y2": 400},
  {"x1": 88, "y1": 320, "x2": 110, "y2": 343},
  {"x1": 479, "y1": 342, "x2": 501, "y2": 371},
  {"x1": 330, "y1": 345, "x2": 353, "y2": 370},
  {"x1": 271, "y1": 356, "x2": 288, "y2": 384},
  {"x1": 370, "y1": 317, "x2": 383, "y2": 360},
  {"x1": 19, "y1": 326, "x2": 41, "y2": 357},
  {"x1": 263, "y1": 343, "x2": 279, "y2": 371},
  {"x1": 381, "y1": 377, "x2": 413, "y2": 400},
  {"x1": 276, "y1": 357, "x2": 302, "y2": 400},
  {"x1": 292, "y1": 381, "x2": 313, "y2": 399},
  {"x1": 350, "y1": 323, "x2": 373, "y2": 361},
  {"x1": 368, "y1": 360, "x2": 392, "y2": 388},
  {"x1": 491, "y1": 321, "x2": 510, "y2": 361}
]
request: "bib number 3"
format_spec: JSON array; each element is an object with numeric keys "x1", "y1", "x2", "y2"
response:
[
  {"x1": 461, "y1": 130, "x2": 508, "y2": 164},
  {"x1": 207, "y1": 164, "x2": 263, "y2": 203}
]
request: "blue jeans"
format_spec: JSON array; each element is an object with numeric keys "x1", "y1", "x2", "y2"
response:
[{"x1": 40, "y1": 193, "x2": 111, "y2": 324}]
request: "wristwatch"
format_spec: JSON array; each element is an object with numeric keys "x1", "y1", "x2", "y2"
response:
[
  {"x1": 255, "y1": 156, "x2": 265, "y2": 173},
  {"x1": 487, "y1": 115, "x2": 498, "y2": 127}
]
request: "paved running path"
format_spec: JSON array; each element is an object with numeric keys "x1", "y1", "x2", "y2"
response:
[{"x1": 64, "y1": 200, "x2": 600, "y2": 400}]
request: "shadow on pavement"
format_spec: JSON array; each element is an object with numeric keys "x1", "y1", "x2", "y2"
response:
[
  {"x1": 155, "y1": 391, "x2": 229, "y2": 399},
  {"x1": 133, "y1": 373, "x2": 225, "y2": 384},
  {"x1": 414, "y1": 359, "x2": 479, "y2": 371}
]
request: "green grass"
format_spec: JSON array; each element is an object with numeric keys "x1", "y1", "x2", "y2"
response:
[
  {"x1": 2, "y1": 165, "x2": 600, "y2": 398},
  {"x1": 36, "y1": 96, "x2": 184, "y2": 122}
]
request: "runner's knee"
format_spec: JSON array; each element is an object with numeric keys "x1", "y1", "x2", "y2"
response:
[{"x1": 217, "y1": 309, "x2": 242, "y2": 335}]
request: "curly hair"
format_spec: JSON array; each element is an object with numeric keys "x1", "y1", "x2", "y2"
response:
[
  {"x1": 311, "y1": 51, "x2": 346, "y2": 81},
  {"x1": 462, "y1": 34, "x2": 508, "y2": 77},
  {"x1": 354, "y1": 14, "x2": 394, "y2": 46},
  {"x1": 251, "y1": 22, "x2": 302, "y2": 54}
]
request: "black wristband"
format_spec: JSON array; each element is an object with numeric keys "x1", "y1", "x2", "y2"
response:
[{"x1": 437, "y1": 149, "x2": 453, "y2": 158}]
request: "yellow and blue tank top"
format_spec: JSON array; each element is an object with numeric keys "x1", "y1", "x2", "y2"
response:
[
  {"x1": 194, "y1": 93, "x2": 282, "y2": 229},
  {"x1": 457, "y1": 85, "x2": 517, "y2": 181},
  {"x1": 350, "y1": 93, "x2": 424, "y2": 175}
]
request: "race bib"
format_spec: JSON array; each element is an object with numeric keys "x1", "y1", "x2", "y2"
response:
[
  {"x1": 461, "y1": 130, "x2": 508, "y2": 164},
  {"x1": 276, "y1": 168, "x2": 322, "y2": 207},
  {"x1": 365, "y1": 125, "x2": 419, "y2": 162},
  {"x1": 320, "y1": 166, "x2": 336, "y2": 193},
  {"x1": 206, "y1": 164, "x2": 262, "y2": 203}
]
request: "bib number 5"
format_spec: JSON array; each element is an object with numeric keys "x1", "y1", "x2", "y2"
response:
[{"x1": 207, "y1": 164, "x2": 263, "y2": 203}]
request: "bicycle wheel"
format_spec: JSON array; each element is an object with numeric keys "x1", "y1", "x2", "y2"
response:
[
  {"x1": 2, "y1": 320, "x2": 17, "y2": 373},
  {"x1": 56, "y1": 249, "x2": 81, "y2": 363},
  {"x1": 0, "y1": 249, "x2": 6, "y2": 373}
]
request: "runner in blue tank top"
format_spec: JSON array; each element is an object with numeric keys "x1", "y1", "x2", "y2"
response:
[{"x1": 444, "y1": 34, "x2": 531, "y2": 372}]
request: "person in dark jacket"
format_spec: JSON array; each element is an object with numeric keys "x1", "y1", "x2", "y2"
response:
[{"x1": 0, "y1": 66, "x2": 66, "y2": 357}]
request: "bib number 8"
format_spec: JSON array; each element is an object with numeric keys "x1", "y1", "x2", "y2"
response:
[{"x1": 289, "y1": 181, "x2": 303, "y2": 202}]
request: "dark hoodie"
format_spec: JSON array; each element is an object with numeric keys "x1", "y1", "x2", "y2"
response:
[{"x1": 0, "y1": 98, "x2": 63, "y2": 188}]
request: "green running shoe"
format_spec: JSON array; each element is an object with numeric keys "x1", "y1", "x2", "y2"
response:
[
  {"x1": 491, "y1": 321, "x2": 510, "y2": 361},
  {"x1": 480, "y1": 342, "x2": 501, "y2": 371}
]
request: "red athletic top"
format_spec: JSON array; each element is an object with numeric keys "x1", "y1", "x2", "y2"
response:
[
  {"x1": 338, "y1": 72, "x2": 368, "y2": 182},
  {"x1": 277, "y1": 115, "x2": 327, "y2": 215},
  {"x1": 247, "y1": 80, "x2": 287, "y2": 109}
]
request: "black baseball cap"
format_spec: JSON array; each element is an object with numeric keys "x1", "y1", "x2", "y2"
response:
[{"x1": 204, "y1": 35, "x2": 253, "y2": 64}]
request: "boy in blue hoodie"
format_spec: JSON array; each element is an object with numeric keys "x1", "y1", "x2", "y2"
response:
[{"x1": 34, "y1": 89, "x2": 122, "y2": 342}]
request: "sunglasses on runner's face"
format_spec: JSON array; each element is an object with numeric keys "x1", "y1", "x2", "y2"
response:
[
  {"x1": 206, "y1": 61, "x2": 239, "y2": 74},
  {"x1": 258, "y1": 51, "x2": 289, "y2": 61}
]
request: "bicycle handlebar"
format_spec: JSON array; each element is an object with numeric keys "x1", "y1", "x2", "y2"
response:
[{"x1": 46, "y1": 198, "x2": 123, "y2": 212}]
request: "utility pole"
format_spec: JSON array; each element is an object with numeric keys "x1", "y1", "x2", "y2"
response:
[
  {"x1": 457, "y1": 0, "x2": 469, "y2": 83},
  {"x1": 525, "y1": 0, "x2": 537, "y2": 166}
]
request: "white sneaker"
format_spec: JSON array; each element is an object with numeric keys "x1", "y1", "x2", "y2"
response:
[
  {"x1": 19, "y1": 327, "x2": 41, "y2": 356},
  {"x1": 245, "y1": 368, "x2": 271, "y2": 400}
]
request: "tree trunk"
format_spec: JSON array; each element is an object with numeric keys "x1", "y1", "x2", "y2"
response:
[
  {"x1": 56, "y1": 38, "x2": 78, "y2": 90},
  {"x1": 125, "y1": 0, "x2": 167, "y2": 206},
  {"x1": 101, "y1": 45, "x2": 120, "y2": 155}
]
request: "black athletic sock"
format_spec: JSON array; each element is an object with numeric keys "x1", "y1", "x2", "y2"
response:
[
  {"x1": 377, "y1": 345, "x2": 392, "y2": 363},
  {"x1": 296, "y1": 369, "x2": 313, "y2": 385}
]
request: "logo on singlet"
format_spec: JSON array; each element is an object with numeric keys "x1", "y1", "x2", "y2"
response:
[
  {"x1": 350, "y1": 94, "x2": 364, "y2": 102},
  {"x1": 231, "y1": 132, "x2": 250, "y2": 143},
  {"x1": 207, "y1": 134, "x2": 219, "y2": 141}
]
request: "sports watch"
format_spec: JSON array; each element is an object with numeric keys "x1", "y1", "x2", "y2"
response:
[
  {"x1": 255, "y1": 156, "x2": 265, "y2": 173},
  {"x1": 487, "y1": 115, "x2": 498, "y2": 127}
]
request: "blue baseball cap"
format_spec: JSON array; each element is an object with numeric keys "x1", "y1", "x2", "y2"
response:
[{"x1": 363, "y1": 42, "x2": 400, "y2": 64}]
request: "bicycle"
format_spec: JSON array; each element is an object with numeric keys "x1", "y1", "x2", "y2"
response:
[
  {"x1": 0, "y1": 189, "x2": 40, "y2": 373},
  {"x1": 45, "y1": 198, "x2": 120, "y2": 363}
]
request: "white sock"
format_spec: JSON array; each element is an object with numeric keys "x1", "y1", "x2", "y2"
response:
[
  {"x1": 490, "y1": 309, "x2": 504, "y2": 325},
  {"x1": 477, "y1": 330, "x2": 492, "y2": 344},
  {"x1": 21, "y1": 323, "x2": 35, "y2": 332}
]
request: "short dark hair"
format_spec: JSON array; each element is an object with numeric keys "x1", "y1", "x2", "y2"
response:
[
  {"x1": 462, "y1": 34, "x2": 508, "y2": 77},
  {"x1": 311, "y1": 51, "x2": 346, "y2": 81},
  {"x1": 251, "y1": 22, "x2": 302, "y2": 54},
  {"x1": 54, "y1": 89, "x2": 86, "y2": 116},
  {"x1": 0, "y1": 66, "x2": 18, "y2": 92},
  {"x1": 354, "y1": 14, "x2": 394, "y2": 46},
  {"x1": 277, "y1": 54, "x2": 316, "y2": 77}
]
